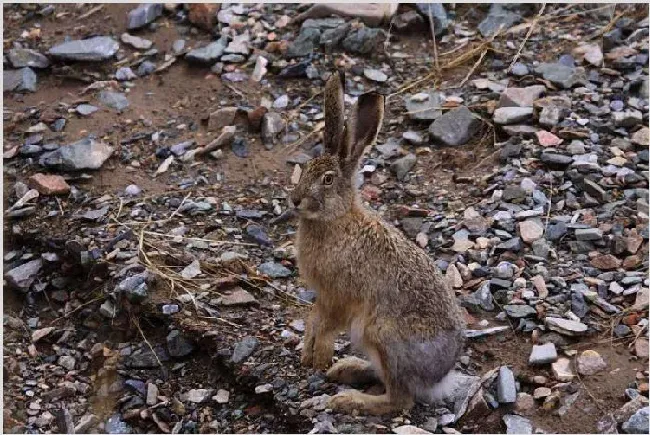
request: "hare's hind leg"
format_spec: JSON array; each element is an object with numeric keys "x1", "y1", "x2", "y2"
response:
[{"x1": 326, "y1": 356, "x2": 379, "y2": 384}]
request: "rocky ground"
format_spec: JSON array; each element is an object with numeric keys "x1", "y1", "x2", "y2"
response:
[{"x1": 2, "y1": 3, "x2": 649, "y2": 434}]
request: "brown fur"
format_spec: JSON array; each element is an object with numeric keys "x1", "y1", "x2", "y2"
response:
[{"x1": 290, "y1": 73, "x2": 465, "y2": 415}]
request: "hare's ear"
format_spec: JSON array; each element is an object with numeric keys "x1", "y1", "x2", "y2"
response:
[
  {"x1": 323, "y1": 70, "x2": 345, "y2": 156},
  {"x1": 341, "y1": 92, "x2": 385, "y2": 171}
]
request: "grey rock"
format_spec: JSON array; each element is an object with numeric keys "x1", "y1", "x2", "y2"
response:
[
  {"x1": 231, "y1": 336, "x2": 258, "y2": 363},
  {"x1": 462, "y1": 282, "x2": 494, "y2": 312},
  {"x1": 612, "y1": 109, "x2": 643, "y2": 127},
  {"x1": 166, "y1": 330, "x2": 195, "y2": 357},
  {"x1": 105, "y1": 414, "x2": 131, "y2": 434},
  {"x1": 137, "y1": 60, "x2": 155, "y2": 76},
  {"x1": 503, "y1": 415, "x2": 532, "y2": 434},
  {"x1": 320, "y1": 24, "x2": 351, "y2": 51},
  {"x1": 546, "y1": 221, "x2": 568, "y2": 241},
  {"x1": 415, "y1": 3, "x2": 449, "y2": 36},
  {"x1": 583, "y1": 179, "x2": 608, "y2": 203},
  {"x1": 185, "y1": 388, "x2": 213, "y2": 403},
  {"x1": 258, "y1": 262, "x2": 291, "y2": 278},
  {"x1": 124, "y1": 184, "x2": 141, "y2": 196},
  {"x1": 545, "y1": 317, "x2": 588, "y2": 336},
  {"x1": 48, "y1": 36, "x2": 119, "y2": 61},
  {"x1": 540, "y1": 152, "x2": 572, "y2": 169},
  {"x1": 225, "y1": 33, "x2": 250, "y2": 55},
  {"x1": 58, "y1": 355, "x2": 76, "y2": 371},
  {"x1": 8, "y1": 48, "x2": 50, "y2": 68},
  {"x1": 342, "y1": 27, "x2": 383, "y2": 54},
  {"x1": 391, "y1": 153, "x2": 417, "y2": 181},
  {"x1": 116, "y1": 273, "x2": 148, "y2": 303},
  {"x1": 221, "y1": 54, "x2": 246, "y2": 63},
  {"x1": 4, "y1": 68, "x2": 37, "y2": 92},
  {"x1": 41, "y1": 137, "x2": 113, "y2": 170},
  {"x1": 302, "y1": 17, "x2": 347, "y2": 31},
  {"x1": 504, "y1": 304, "x2": 536, "y2": 318},
  {"x1": 121, "y1": 33, "x2": 153, "y2": 50},
  {"x1": 172, "y1": 39, "x2": 185, "y2": 54},
  {"x1": 127, "y1": 3, "x2": 162, "y2": 30},
  {"x1": 99, "y1": 300, "x2": 116, "y2": 318},
  {"x1": 185, "y1": 37, "x2": 227, "y2": 64},
  {"x1": 99, "y1": 91, "x2": 129, "y2": 111},
  {"x1": 286, "y1": 27, "x2": 320, "y2": 58},
  {"x1": 539, "y1": 105, "x2": 563, "y2": 127},
  {"x1": 364, "y1": 68, "x2": 388, "y2": 82},
  {"x1": 5, "y1": 259, "x2": 42, "y2": 290},
  {"x1": 535, "y1": 63, "x2": 585, "y2": 89},
  {"x1": 261, "y1": 112, "x2": 285, "y2": 149},
  {"x1": 404, "y1": 90, "x2": 445, "y2": 121},
  {"x1": 622, "y1": 407, "x2": 649, "y2": 434},
  {"x1": 429, "y1": 106, "x2": 481, "y2": 146},
  {"x1": 575, "y1": 228, "x2": 602, "y2": 241},
  {"x1": 493, "y1": 107, "x2": 533, "y2": 125},
  {"x1": 511, "y1": 62, "x2": 529, "y2": 76},
  {"x1": 231, "y1": 137, "x2": 249, "y2": 158},
  {"x1": 528, "y1": 343, "x2": 558, "y2": 365},
  {"x1": 497, "y1": 366, "x2": 517, "y2": 404},
  {"x1": 115, "y1": 67, "x2": 137, "y2": 81},
  {"x1": 478, "y1": 5, "x2": 521, "y2": 37},
  {"x1": 76, "y1": 104, "x2": 99, "y2": 116}
]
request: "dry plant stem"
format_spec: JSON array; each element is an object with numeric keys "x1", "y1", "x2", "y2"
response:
[
  {"x1": 131, "y1": 316, "x2": 163, "y2": 368},
  {"x1": 428, "y1": 7, "x2": 440, "y2": 72},
  {"x1": 587, "y1": 7, "x2": 626, "y2": 41},
  {"x1": 457, "y1": 47, "x2": 488, "y2": 88},
  {"x1": 509, "y1": 3, "x2": 547, "y2": 73}
]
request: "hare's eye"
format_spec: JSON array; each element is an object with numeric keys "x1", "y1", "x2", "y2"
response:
[{"x1": 322, "y1": 173, "x2": 334, "y2": 185}]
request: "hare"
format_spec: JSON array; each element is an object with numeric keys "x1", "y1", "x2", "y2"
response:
[{"x1": 289, "y1": 71, "x2": 466, "y2": 415}]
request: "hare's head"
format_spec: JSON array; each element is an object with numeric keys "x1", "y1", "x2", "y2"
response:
[{"x1": 290, "y1": 71, "x2": 385, "y2": 221}]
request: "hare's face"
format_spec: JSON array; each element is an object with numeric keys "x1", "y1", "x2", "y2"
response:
[{"x1": 290, "y1": 155, "x2": 352, "y2": 221}]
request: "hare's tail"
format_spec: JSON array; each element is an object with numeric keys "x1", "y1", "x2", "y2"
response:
[{"x1": 416, "y1": 370, "x2": 463, "y2": 404}]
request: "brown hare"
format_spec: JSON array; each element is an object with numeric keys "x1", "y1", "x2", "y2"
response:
[{"x1": 290, "y1": 71, "x2": 466, "y2": 415}]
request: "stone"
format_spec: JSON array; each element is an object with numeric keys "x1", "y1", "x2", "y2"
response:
[
  {"x1": 572, "y1": 43, "x2": 603, "y2": 67},
  {"x1": 127, "y1": 3, "x2": 162, "y2": 29},
  {"x1": 185, "y1": 37, "x2": 227, "y2": 64},
  {"x1": 225, "y1": 33, "x2": 250, "y2": 55},
  {"x1": 48, "y1": 36, "x2": 119, "y2": 61},
  {"x1": 414, "y1": 3, "x2": 449, "y2": 35},
  {"x1": 121, "y1": 33, "x2": 153, "y2": 50},
  {"x1": 545, "y1": 317, "x2": 588, "y2": 336},
  {"x1": 28, "y1": 174, "x2": 70, "y2": 195},
  {"x1": 261, "y1": 112, "x2": 285, "y2": 149},
  {"x1": 342, "y1": 27, "x2": 383, "y2": 54},
  {"x1": 575, "y1": 228, "x2": 602, "y2": 241},
  {"x1": 74, "y1": 415, "x2": 99, "y2": 433},
  {"x1": 576, "y1": 350, "x2": 607, "y2": 376},
  {"x1": 146, "y1": 383, "x2": 158, "y2": 406},
  {"x1": 551, "y1": 357, "x2": 575, "y2": 381},
  {"x1": 99, "y1": 91, "x2": 129, "y2": 111},
  {"x1": 533, "y1": 387, "x2": 551, "y2": 400},
  {"x1": 613, "y1": 109, "x2": 642, "y2": 127},
  {"x1": 541, "y1": 153, "x2": 572, "y2": 169},
  {"x1": 429, "y1": 106, "x2": 481, "y2": 146},
  {"x1": 536, "y1": 130, "x2": 563, "y2": 147},
  {"x1": 219, "y1": 288, "x2": 257, "y2": 306},
  {"x1": 41, "y1": 137, "x2": 113, "y2": 170},
  {"x1": 478, "y1": 5, "x2": 521, "y2": 37},
  {"x1": 631, "y1": 127, "x2": 649, "y2": 146},
  {"x1": 4, "y1": 68, "x2": 37, "y2": 92},
  {"x1": 622, "y1": 407, "x2": 649, "y2": 434},
  {"x1": 590, "y1": 254, "x2": 621, "y2": 271},
  {"x1": 583, "y1": 179, "x2": 608, "y2": 203},
  {"x1": 180, "y1": 260, "x2": 201, "y2": 279},
  {"x1": 185, "y1": 389, "x2": 213, "y2": 403},
  {"x1": 273, "y1": 94, "x2": 289, "y2": 109},
  {"x1": 214, "y1": 389, "x2": 230, "y2": 404},
  {"x1": 231, "y1": 336, "x2": 258, "y2": 363},
  {"x1": 493, "y1": 107, "x2": 533, "y2": 125},
  {"x1": 58, "y1": 355, "x2": 76, "y2": 371},
  {"x1": 511, "y1": 62, "x2": 529, "y2": 76},
  {"x1": 498, "y1": 86, "x2": 545, "y2": 108},
  {"x1": 115, "y1": 67, "x2": 137, "y2": 81},
  {"x1": 286, "y1": 27, "x2": 319, "y2": 58},
  {"x1": 391, "y1": 153, "x2": 417, "y2": 181},
  {"x1": 76, "y1": 104, "x2": 98, "y2": 116},
  {"x1": 404, "y1": 90, "x2": 445, "y2": 121},
  {"x1": 528, "y1": 343, "x2": 558, "y2": 365},
  {"x1": 535, "y1": 62, "x2": 585, "y2": 89},
  {"x1": 515, "y1": 393, "x2": 535, "y2": 415},
  {"x1": 208, "y1": 107, "x2": 238, "y2": 131},
  {"x1": 634, "y1": 339, "x2": 648, "y2": 359},
  {"x1": 5, "y1": 259, "x2": 42, "y2": 290},
  {"x1": 539, "y1": 105, "x2": 563, "y2": 128},
  {"x1": 393, "y1": 425, "x2": 432, "y2": 434},
  {"x1": 364, "y1": 68, "x2": 388, "y2": 82},
  {"x1": 166, "y1": 330, "x2": 195, "y2": 357},
  {"x1": 519, "y1": 220, "x2": 544, "y2": 243},
  {"x1": 497, "y1": 366, "x2": 517, "y2": 404},
  {"x1": 503, "y1": 415, "x2": 532, "y2": 434},
  {"x1": 257, "y1": 262, "x2": 291, "y2": 278},
  {"x1": 251, "y1": 56, "x2": 268, "y2": 82},
  {"x1": 8, "y1": 49, "x2": 49, "y2": 68},
  {"x1": 504, "y1": 305, "x2": 537, "y2": 318}
]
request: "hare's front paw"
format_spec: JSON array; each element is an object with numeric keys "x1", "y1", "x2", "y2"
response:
[
  {"x1": 327, "y1": 390, "x2": 366, "y2": 413},
  {"x1": 301, "y1": 346, "x2": 314, "y2": 367}
]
